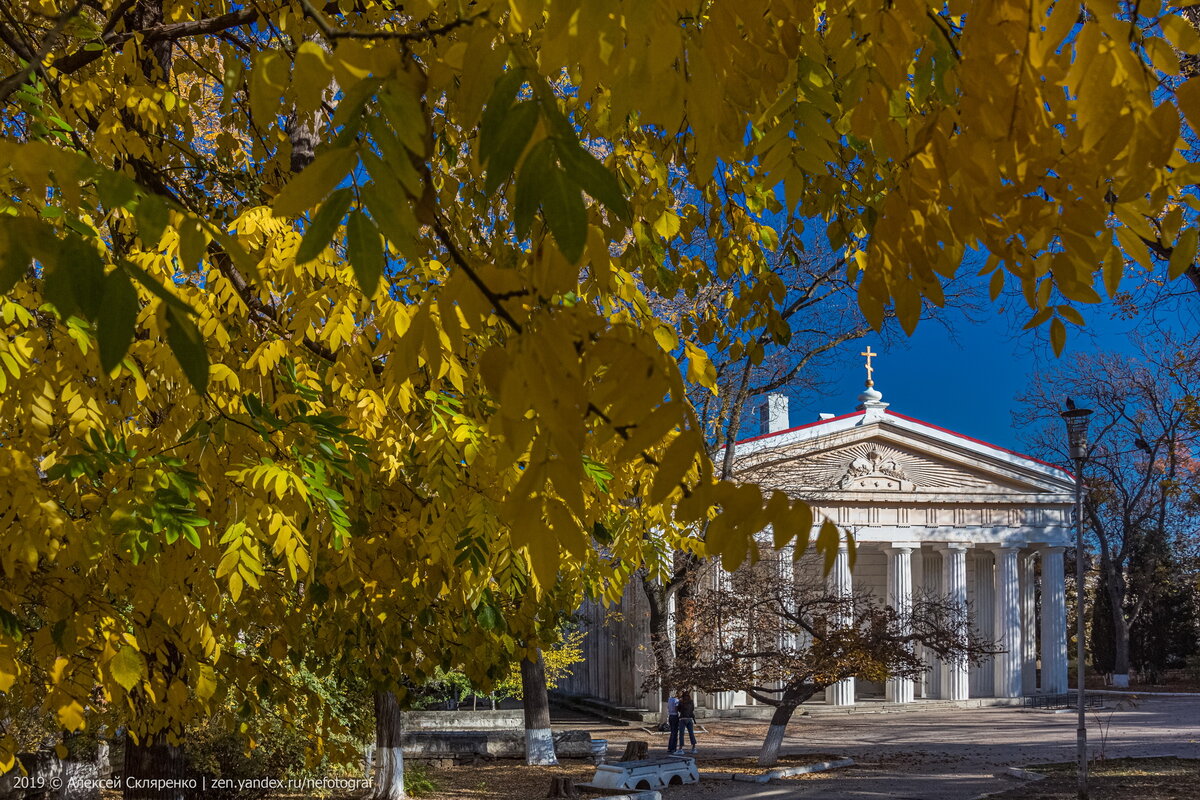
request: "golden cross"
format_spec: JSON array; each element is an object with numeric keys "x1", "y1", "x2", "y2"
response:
[{"x1": 861, "y1": 346, "x2": 876, "y2": 386}]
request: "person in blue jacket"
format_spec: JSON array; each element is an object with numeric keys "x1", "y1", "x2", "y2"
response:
[{"x1": 665, "y1": 692, "x2": 680, "y2": 753}]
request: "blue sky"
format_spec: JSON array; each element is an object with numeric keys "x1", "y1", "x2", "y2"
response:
[{"x1": 782, "y1": 286, "x2": 1192, "y2": 454}]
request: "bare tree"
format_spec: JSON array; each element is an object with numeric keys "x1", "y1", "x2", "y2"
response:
[
  {"x1": 656, "y1": 556, "x2": 997, "y2": 766},
  {"x1": 1016, "y1": 334, "x2": 1200, "y2": 686}
]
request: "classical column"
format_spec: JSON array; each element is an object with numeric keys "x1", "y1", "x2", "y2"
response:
[
  {"x1": 912, "y1": 549, "x2": 927, "y2": 698},
  {"x1": 922, "y1": 550, "x2": 942, "y2": 698},
  {"x1": 885, "y1": 545, "x2": 915, "y2": 703},
  {"x1": 1040, "y1": 547, "x2": 1068, "y2": 693},
  {"x1": 993, "y1": 546, "x2": 1023, "y2": 699},
  {"x1": 971, "y1": 552, "x2": 994, "y2": 698},
  {"x1": 825, "y1": 544, "x2": 855, "y2": 706},
  {"x1": 1021, "y1": 551, "x2": 1038, "y2": 695},
  {"x1": 938, "y1": 543, "x2": 970, "y2": 701}
]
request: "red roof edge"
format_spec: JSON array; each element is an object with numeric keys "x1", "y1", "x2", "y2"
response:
[
  {"x1": 882, "y1": 410, "x2": 1076, "y2": 481},
  {"x1": 730, "y1": 406, "x2": 1075, "y2": 482},
  {"x1": 733, "y1": 409, "x2": 865, "y2": 445}
]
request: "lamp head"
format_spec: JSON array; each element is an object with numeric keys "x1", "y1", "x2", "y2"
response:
[{"x1": 1060, "y1": 406, "x2": 1093, "y2": 461}]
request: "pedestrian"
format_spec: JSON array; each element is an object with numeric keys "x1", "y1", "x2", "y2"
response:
[
  {"x1": 665, "y1": 692, "x2": 680, "y2": 753},
  {"x1": 675, "y1": 690, "x2": 697, "y2": 755}
]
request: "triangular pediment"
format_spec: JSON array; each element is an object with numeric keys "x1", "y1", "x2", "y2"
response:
[{"x1": 732, "y1": 417, "x2": 1073, "y2": 498}]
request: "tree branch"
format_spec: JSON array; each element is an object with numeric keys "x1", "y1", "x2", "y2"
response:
[{"x1": 0, "y1": 3, "x2": 273, "y2": 103}]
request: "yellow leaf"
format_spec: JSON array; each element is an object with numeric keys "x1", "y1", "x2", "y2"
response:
[
  {"x1": 195, "y1": 665, "x2": 217, "y2": 701},
  {"x1": 1168, "y1": 227, "x2": 1197, "y2": 280},
  {"x1": 648, "y1": 432, "x2": 698, "y2": 504},
  {"x1": 249, "y1": 50, "x2": 288, "y2": 125},
  {"x1": 1102, "y1": 247, "x2": 1124, "y2": 297},
  {"x1": 683, "y1": 342, "x2": 716, "y2": 391},
  {"x1": 1050, "y1": 317, "x2": 1066, "y2": 356},
  {"x1": 55, "y1": 701, "x2": 85, "y2": 732},
  {"x1": 167, "y1": 679, "x2": 188, "y2": 708},
  {"x1": 988, "y1": 269, "x2": 1004, "y2": 301},
  {"x1": 816, "y1": 518, "x2": 840, "y2": 576},
  {"x1": 291, "y1": 41, "x2": 332, "y2": 114},
  {"x1": 653, "y1": 324, "x2": 678, "y2": 352},
  {"x1": 110, "y1": 646, "x2": 146, "y2": 692}
]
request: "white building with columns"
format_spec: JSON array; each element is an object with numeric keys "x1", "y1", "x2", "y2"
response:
[{"x1": 559, "y1": 378, "x2": 1076, "y2": 712}]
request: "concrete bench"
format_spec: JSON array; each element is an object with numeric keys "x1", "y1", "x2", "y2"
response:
[{"x1": 580, "y1": 755, "x2": 699, "y2": 791}]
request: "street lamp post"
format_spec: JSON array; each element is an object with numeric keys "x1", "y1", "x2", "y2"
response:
[{"x1": 1061, "y1": 403, "x2": 1092, "y2": 800}]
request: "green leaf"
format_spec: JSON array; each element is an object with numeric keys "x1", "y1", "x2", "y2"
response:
[
  {"x1": 365, "y1": 116, "x2": 423, "y2": 196},
  {"x1": 96, "y1": 170, "x2": 137, "y2": 211},
  {"x1": 513, "y1": 139, "x2": 552, "y2": 237},
  {"x1": 177, "y1": 216, "x2": 208, "y2": 271},
  {"x1": 377, "y1": 82, "x2": 427, "y2": 157},
  {"x1": 479, "y1": 67, "x2": 527, "y2": 161},
  {"x1": 165, "y1": 305, "x2": 209, "y2": 392},
  {"x1": 297, "y1": 187, "x2": 352, "y2": 264},
  {"x1": 109, "y1": 646, "x2": 146, "y2": 692},
  {"x1": 183, "y1": 526, "x2": 202, "y2": 548},
  {"x1": 484, "y1": 101, "x2": 539, "y2": 195},
  {"x1": 41, "y1": 248, "x2": 79, "y2": 320},
  {"x1": 136, "y1": 194, "x2": 170, "y2": 247},
  {"x1": 347, "y1": 209, "x2": 384, "y2": 296},
  {"x1": 361, "y1": 154, "x2": 420, "y2": 260},
  {"x1": 120, "y1": 262, "x2": 193, "y2": 319},
  {"x1": 476, "y1": 604, "x2": 500, "y2": 631},
  {"x1": 273, "y1": 147, "x2": 358, "y2": 216},
  {"x1": 0, "y1": 607, "x2": 22, "y2": 641},
  {"x1": 539, "y1": 166, "x2": 587, "y2": 263},
  {"x1": 97, "y1": 268, "x2": 139, "y2": 373},
  {"x1": 0, "y1": 229, "x2": 31, "y2": 294},
  {"x1": 63, "y1": 236, "x2": 106, "y2": 320},
  {"x1": 554, "y1": 140, "x2": 630, "y2": 223},
  {"x1": 531, "y1": 76, "x2": 578, "y2": 141}
]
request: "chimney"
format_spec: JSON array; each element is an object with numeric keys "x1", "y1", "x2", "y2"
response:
[{"x1": 765, "y1": 393, "x2": 789, "y2": 433}]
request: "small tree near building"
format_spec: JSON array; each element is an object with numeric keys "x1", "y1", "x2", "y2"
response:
[{"x1": 661, "y1": 558, "x2": 997, "y2": 766}]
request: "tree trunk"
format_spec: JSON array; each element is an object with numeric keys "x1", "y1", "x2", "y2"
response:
[
  {"x1": 642, "y1": 578, "x2": 674, "y2": 723},
  {"x1": 520, "y1": 651, "x2": 558, "y2": 765},
  {"x1": 372, "y1": 691, "x2": 406, "y2": 800},
  {"x1": 757, "y1": 703, "x2": 798, "y2": 767},
  {"x1": 122, "y1": 735, "x2": 188, "y2": 800},
  {"x1": 1107, "y1": 566, "x2": 1132, "y2": 687}
]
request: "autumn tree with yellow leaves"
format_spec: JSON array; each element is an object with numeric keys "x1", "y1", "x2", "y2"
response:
[{"x1": 3, "y1": 0, "x2": 1200, "y2": 792}]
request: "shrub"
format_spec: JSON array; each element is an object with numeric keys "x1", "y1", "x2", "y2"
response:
[{"x1": 404, "y1": 762, "x2": 437, "y2": 796}]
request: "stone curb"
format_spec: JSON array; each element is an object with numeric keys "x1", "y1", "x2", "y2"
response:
[
  {"x1": 1085, "y1": 689, "x2": 1200, "y2": 697},
  {"x1": 710, "y1": 757, "x2": 855, "y2": 784},
  {"x1": 970, "y1": 768, "x2": 1049, "y2": 800},
  {"x1": 1000, "y1": 766, "x2": 1047, "y2": 781},
  {"x1": 588, "y1": 792, "x2": 661, "y2": 800}
]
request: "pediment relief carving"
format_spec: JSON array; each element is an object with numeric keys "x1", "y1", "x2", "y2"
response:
[
  {"x1": 738, "y1": 440, "x2": 1009, "y2": 493},
  {"x1": 839, "y1": 445, "x2": 915, "y2": 490}
]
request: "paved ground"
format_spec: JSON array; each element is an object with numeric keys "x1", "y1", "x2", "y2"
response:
[{"x1": 553, "y1": 696, "x2": 1200, "y2": 799}]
